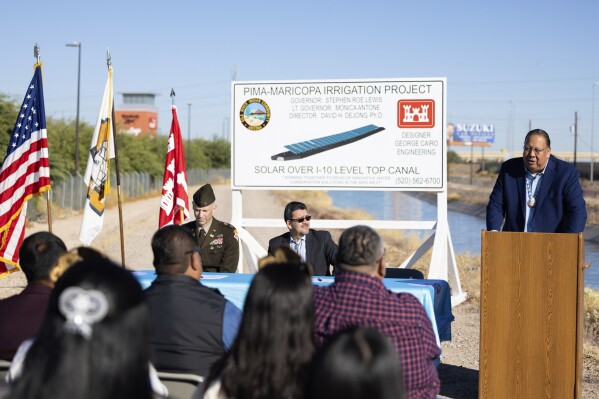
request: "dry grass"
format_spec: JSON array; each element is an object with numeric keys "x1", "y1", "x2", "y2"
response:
[
  {"x1": 447, "y1": 192, "x2": 462, "y2": 202},
  {"x1": 584, "y1": 342, "x2": 599, "y2": 383},
  {"x1": 454, "y1": 253, "x2": 482, "y2": 300},
  {"x1": 380, "y1": 230, "x2": 428, "y2": 268},
  {"x1": 585, "y1": 288, "x2": 599, "y2": 343}
]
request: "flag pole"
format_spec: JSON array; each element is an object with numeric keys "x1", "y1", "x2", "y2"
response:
[
  {"x1": 107, "y1": 49, "x2": 126, "y2": 268},
  {"x1": 170, "y1": 88, "x2": 185, "y2": 224},
  {"x1": 34, "y1": 43, "x2": 53, "y2": 234}
]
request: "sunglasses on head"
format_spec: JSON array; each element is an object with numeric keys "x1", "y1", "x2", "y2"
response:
[{"x1": 289, "y1": 215, "x2": 312, "y2": 223}]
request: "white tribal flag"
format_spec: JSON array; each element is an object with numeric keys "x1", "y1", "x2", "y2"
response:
[{"x1": 79, "y1": 67, "x2": 115, "y2": 245}]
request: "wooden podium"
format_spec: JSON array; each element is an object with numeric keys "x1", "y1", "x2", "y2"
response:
[{"x1": 479, "y1": 231, "x2": 585, "y2": 399}]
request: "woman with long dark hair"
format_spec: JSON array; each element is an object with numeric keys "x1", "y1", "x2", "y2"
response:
[
  {"x1": 8, "y1": 257, "x2": 159, "y2": 399},
  {"x1": 200, "y1": 263, "x2": 315, "y2": 399}
]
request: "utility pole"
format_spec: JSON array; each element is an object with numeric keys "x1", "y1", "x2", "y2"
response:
[
  {"x1": 187, "y1": 103, "x2": 192, "y2": 165},
  {"x1": 66, "y1": 41, "x2": 82, "y2": 175},
  {"x1": 230, "y1": 65, "x2": 238, "y2": 142},
  {"x1": 592, "y1": 82, "x2": 598, "y2": 182},
  {"x1": 574, "y1": 111, "x2": 578, "y2": 167}
]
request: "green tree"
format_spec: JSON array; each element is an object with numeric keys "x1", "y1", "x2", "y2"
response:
[
  {"x1": 116, "y1": 134, "x2": 166, "y2": 175},
  {"x1": 203, "y1": 138, "x2": 231, "y2": 168},
  {"x1": 186, "y1": 139, "x2": 212, "y2": 169},
  {"x1": 0, "y1": 93, "x2": 19, "y2": 156},
  {"x1": 448, "y1": 150, "x2": 463, "y2": 163},
  {"x1": 45, "y1": 117, "x2": 94, "y2": 181}
]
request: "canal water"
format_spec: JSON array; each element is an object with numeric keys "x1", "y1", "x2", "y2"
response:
[{"x1": 328, "y1": 191, "x2": 599, "y2": 289}]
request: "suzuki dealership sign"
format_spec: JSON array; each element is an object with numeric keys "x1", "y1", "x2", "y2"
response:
[
  {"x1": 449, "y1": 123, "x2": 495, "y2": 146},
  {"x1": 232, "y1": 78, "x2": 446, "y2": 190}
]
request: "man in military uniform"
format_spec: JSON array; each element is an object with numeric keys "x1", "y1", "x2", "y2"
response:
[{"x1": 182, "y1": 184, "x2": 239, "y2": 273}]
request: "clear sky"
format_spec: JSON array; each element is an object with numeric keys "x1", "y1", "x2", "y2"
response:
[{"x1": 2, "y1": 0, "x2": 599, "y2": 154}]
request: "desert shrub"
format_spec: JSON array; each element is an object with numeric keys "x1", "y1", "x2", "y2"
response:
[
  {"x1": 448, "y1": 150, "x2": 463, "y2": 163},
  {"x1": 447, "y1": 192, "x2": 461, "y2": 202},
  {"x1": 585, "y1": 288, "x2": 599, "y2": 342}
]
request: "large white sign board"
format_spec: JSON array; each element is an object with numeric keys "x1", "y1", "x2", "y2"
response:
[{"x1": 232, "y1": 78, "x2": 446, "y2": 190}]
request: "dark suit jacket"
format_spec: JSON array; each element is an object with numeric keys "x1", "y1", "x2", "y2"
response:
[
  {"x1": 486, "y1": 156, "x2": 587, "y2": 233},
  {"x1": 268, "y1": 229, "x2": 338, "y2": 276},
  {"x1": 0, "y1": 283, "x2": 52, "y2": 360}
]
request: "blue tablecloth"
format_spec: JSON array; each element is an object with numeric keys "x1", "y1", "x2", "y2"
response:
[
  {"x1": 386, "y1": 278, "x2": 454, "y2": 342},
  {"x1": 132, "y1": 271, "x2": 454, "y2": 344}
]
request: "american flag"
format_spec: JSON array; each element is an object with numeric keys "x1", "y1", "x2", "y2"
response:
[
  {"x1": 158, "y1": 105, "x2": 189, "y2": 228},
  {"x1": 0, "y1": 64, "x2": 51, "y2": 278}
]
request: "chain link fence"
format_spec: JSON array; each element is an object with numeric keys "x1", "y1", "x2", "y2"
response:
[{"x1": 46, "y1": 168, "x2": 230, "y2": 213}]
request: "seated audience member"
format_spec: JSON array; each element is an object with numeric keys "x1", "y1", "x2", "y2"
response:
[
  {"x1": 47, "y1": 246, "x2": 105, "y2": 284},
  {"x1": 258, "y1": 245, "x2": 313, "y2": 274},
  {"x1": 7, "y1": 257, "x2": 165, "y2": 399},
  {"x1": 0, "y1": 232, "x2": 66, "y2": 360},
  {"x1": 310, "y1": 327, "x2": 407, "y2": 399},
  {"x1": 313, "y1": 225, "x2": 441, "y2": 399},
  {"x1": 145, "y1": 225, "x2": 242, "y2": 377},
  {"x1": 268, "y1": 201, "x2": 337, "y2": 275},
  {"x1": 198, "y1": 263, "x2": 315, "y2": 399}
]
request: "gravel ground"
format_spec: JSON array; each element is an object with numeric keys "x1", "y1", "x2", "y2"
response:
[{"x1": 1, "y1": 183, "x2": 597, "y2": 398}]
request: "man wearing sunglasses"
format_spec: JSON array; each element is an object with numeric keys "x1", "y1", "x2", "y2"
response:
[
  {"x1": 486, "y1": 129, "x2": 587, "y2": 233},
  {"x1": 268, "y1": 201, "x2": 338, "y2": 276}
]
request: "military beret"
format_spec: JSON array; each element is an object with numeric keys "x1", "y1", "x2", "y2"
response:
[{"x1": 193, "y1": 184, "x2": 216, "y2": 207}]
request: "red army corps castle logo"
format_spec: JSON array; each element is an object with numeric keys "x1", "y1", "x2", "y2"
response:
[{"x1": 397, "y1": 100, "x2": 435, "y2": 128}]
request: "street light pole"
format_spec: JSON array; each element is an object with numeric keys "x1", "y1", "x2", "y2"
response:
[
  {"x1": 592, "y1": 82, "x2": 598, "y2": 182},
  {"x1": 187, "y1": 103, "x2": 192, "y2": 165},
  {"x1": 507, "y1": 100, "x2": 515, "y2": 157},
  {"x1": 66, "y1": 41, "x2": 81, "y2": 175},
  {"x1": 574, "y1": 111, "x2": 578, "y2": 168}
]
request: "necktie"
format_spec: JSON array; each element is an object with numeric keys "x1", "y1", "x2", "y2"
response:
[
  {"x1": 292, "y1": 240, "x2": 303, "y2": 260},
  {"x1": 199, "y1": 229, "x2": 207, "y2": 246}
]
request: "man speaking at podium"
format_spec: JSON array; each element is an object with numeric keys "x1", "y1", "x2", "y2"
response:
[{"x1": 486, "y1": 129, "x2": 587, "y2": 233}]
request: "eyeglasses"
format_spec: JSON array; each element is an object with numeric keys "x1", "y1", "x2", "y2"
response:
[
  {"x1": 185, "y1": 247, "x2": 201, "y2": 255},
  {"x1": 289, "y1": 215, "x2": 312, "y2": 223},
  {"x1": 523, "y1": 146, "x2": 548, "y2": 155}
]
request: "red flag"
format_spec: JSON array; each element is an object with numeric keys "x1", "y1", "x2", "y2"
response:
[
  {"x1": 0, "y1": 63, "x2": 51, "y2": 278},
  {"x1": 159, "y1": 105, "x2": 189, "y2": 228}
]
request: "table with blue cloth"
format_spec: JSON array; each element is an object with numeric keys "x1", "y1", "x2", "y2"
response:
[{"x1": 132, "y1": 271, "x2": 454, "y2": 345}]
